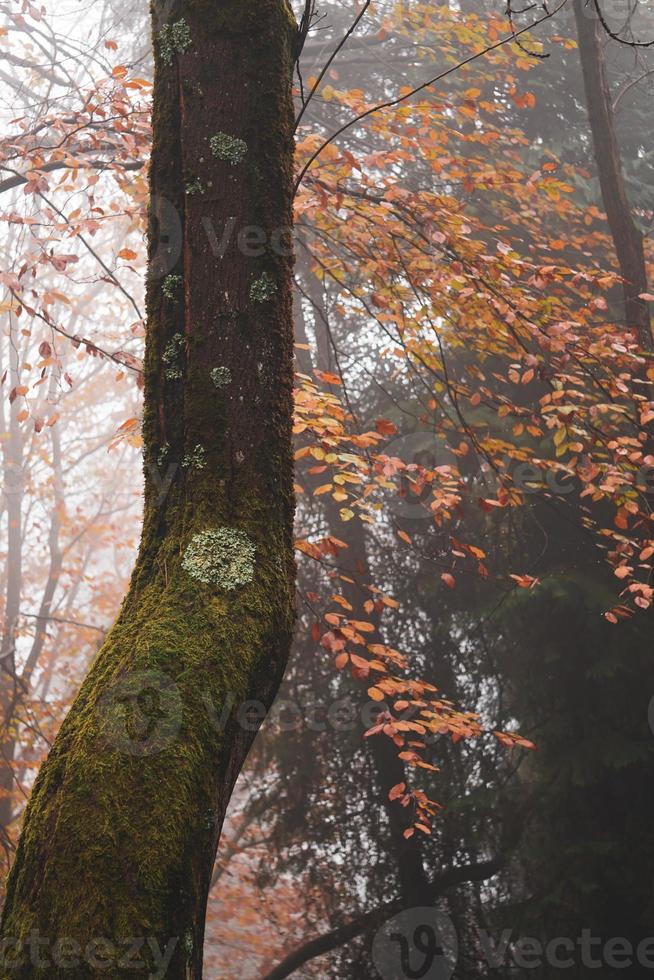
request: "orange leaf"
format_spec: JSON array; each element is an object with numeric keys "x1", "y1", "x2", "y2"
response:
[
  {"x1": 376, "y1": 418, "x2": 398, "y2": 436},
  {"x1": 350, "y1": 620, "x2": 375, "y2": 633},
  {"x1": 314, "y1": 369, "x2": 342, "y2": 386}
]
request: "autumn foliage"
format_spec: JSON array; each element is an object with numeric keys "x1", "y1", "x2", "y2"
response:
[{"x1": 0, "y1": 0, "x2": 653, "y2": 974}]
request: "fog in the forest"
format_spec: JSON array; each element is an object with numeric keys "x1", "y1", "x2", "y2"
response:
[{"x1": 1, "y1": 0, "x2": 653, "y2": 977}]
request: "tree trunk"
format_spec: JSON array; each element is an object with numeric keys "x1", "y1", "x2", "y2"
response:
[
  {"x1": 573, "y1": 0, "x2": 652, "y2": 350},
  {"x1": 0, "y1": 1, "x2": 297, "y2": 976}
]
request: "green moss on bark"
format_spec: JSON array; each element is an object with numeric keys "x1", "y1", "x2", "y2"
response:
[
  {"x1": 0, "y1": 522, "x2": 293, "y2": 974},
  {"x1": 0, "y1": 1, "x2": 298, "y2": 976}
]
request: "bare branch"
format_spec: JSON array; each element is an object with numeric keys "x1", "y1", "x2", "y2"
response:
[
  {"x1": 261, "y1": 858, "x2": 504, "y2": 980},
  {"x1": 294, "y1": 1, "x2": 372, "y2": 133}
]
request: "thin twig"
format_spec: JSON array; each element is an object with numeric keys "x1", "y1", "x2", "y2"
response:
[{"x1": 294, "y1": 1, "x2": 372, "y2": 134}]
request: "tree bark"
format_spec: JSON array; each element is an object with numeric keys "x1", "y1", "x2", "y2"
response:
[
  {"x1": 0, "y1": 1, "x2": 297, "y2": 976},
  {"x1": 573, "y1": 0, "x2": 652, "y2": 351}
]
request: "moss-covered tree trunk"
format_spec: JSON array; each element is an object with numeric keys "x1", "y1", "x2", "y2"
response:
[{"x1": 0, "y1": 1, "x2": 297, "y2": 976}]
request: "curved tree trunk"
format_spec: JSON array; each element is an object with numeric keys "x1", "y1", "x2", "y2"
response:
[{"x1": 0, "y1": 2, "x2": 297, "y2": 976}]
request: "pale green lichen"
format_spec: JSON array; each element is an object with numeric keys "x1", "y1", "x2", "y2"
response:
[
  {"x1": 181, "y1": 444, "x2": 207, "y2": 470},
  {"x1": 159, "y1": 20, "x2": 192, "y2": 65},
  {"x1": 162, "y1": 275, "x2": 183, "y2": 301},
  {"x1": 250, "y1": 272, "x2": 277, "y2": 304},
  {"x1": 162, "y1": 333, "x2": 185, "y2": 380},
  {"x1": 211, "y1": 366, "x2": 232, "y2": 389},
  {"x1": 181, "y1": 527, "x2": 256, "y2": 590},
  {"x1": 185, "y1": 177, "x2": 205, "y2": 196},
  {"x1": 163, "y1": 333, "x2": 184, "y2": 362},
  {"x1": 157, "y1": 443, "x2": 170, "y2": 467},
  {"x1": 209, "y1": 132, "x2": 248, "y2": 166}
]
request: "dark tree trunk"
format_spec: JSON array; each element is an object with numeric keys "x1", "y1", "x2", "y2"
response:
[
  {"x1": 573, "y1": 0, "x2": 652, "y2": 350},
  {"x1": 0, "y1": 2, "x2": 297, "y2": 976},
  {"x1": 300, "y1": 270, "x2": 433, "y2": 909},
  {"x1": 341, "y1": 521, "x2": 432, "y2": 909}
]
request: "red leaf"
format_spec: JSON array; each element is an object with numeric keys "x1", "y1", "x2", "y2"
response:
[{"x1": 376, "y1": 418, "x2": 398, "y2": 436}]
